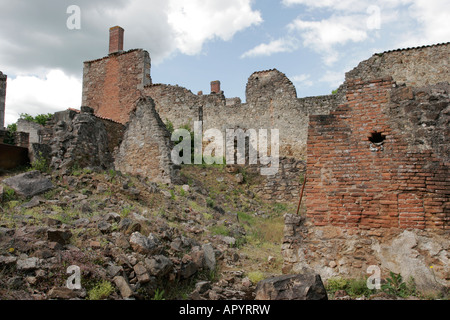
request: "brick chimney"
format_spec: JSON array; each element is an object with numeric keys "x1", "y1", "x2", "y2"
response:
[
  {"x1": 109, "y1": 26, "x2": 124, "y2": 54},
  {"x1": 211, "y1": 80, "x2": 221, "y2": 94}
]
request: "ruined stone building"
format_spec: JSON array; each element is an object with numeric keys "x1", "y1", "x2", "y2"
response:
[
  {"x1": 81, "y1": 29, "x2": 450, "y2": 292},
  {"x1": 284, "y1": 45, "x2": 449, "y2": 293},
  {"x1": 0, "y1": 71, "x2": 6, "y2": 129},
  {"x1": 3, "y1": 26, "x2": 449, "y2": 292}
]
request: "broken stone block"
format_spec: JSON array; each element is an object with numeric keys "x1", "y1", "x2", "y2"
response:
[
  {"x1": 202, "y1": 243, "x2": 216, "y2": 271},
  {"x1": 180, "y1": 261, "x2": 198, "y2": 279},
  {"x1": 129, "y1": 232, "x2": 159, "y2": 255},
  {"x1": 255, "y1": 273, "x2": 327, "y2": 300},
  {"x1": 47, "y1": 229, "x2": 72, "y2": 245},
  {"x1": 16, "y1": 257, "x2": 40, "y2": 272},
  {"x1": 21, "y1": 195, "x2": 45, "y2": 209},
  {"x1": 145, "y1": 255, "x2": 173, "y2": 277},
  {"x1": 48, "y1": 287, "x2": 82, "y2": 300},
  {"x1": 133, "y1": 261, "x2": 151, "y2": 284},
  {"x1": 113, "y1": 276, "x2": 133, "y2": 299},
  {"x1": 3, "y1": 170, "x2": 53, "y2": 198}
]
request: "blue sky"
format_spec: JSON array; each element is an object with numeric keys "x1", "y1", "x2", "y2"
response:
[{"x1": 1, "y1": 0, "x2": 449, "y2": 126}]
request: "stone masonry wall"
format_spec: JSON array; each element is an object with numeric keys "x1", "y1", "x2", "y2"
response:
[
  {"x1": 146, "y1": 69, "x2": 333, "y2": 160},
  {"x1": 144, "y1": 69, "x2": 341, "y2": 202},
  {"x1": 346, "y1": 42, "x2": 449, "y2": 87},
  {"x1": 114, "y1": 97, "x2": 179, "y2": 184},
  {"x1": 144, "y1": 84, "x2": 204, "y2": 129},
  {"x1": 0, "y1": 71, "x2": 6, "y2": 129},
  {"x1": 47, "y1": 107, "x2": 115, "y2": 172},
  {"x1": 82, "y1": 49, "x2": 151, "y2": 124},
  {"x1": 282, "y1": 214, "x2": 449, "y2": 294}
]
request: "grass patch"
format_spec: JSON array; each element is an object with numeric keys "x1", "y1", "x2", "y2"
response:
[
  {"x1": 247, "y1": 271, "x2": 265, "y2": 284},
  {"x1": 87, "y1": 280, "x2": 114, "y2": 300},
  {"x1": 152, "y1": 288, "x2": 165, "y2": 300},
  {"x1": 326, "y1": 276, "x2": 376, "y2": 298},
  {"x1": 210, "y1": 225, "x2": 230, "y2": 236},
  {"x1": 1, "y1": 187, "x2": 17, "y2": 203}
]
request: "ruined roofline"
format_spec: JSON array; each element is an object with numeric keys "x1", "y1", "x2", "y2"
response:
[
  {"x1": 250, "y1": 68, "x2": 279, "y2": 75},
  {"x1": 83, "y1": 48, "x2": 146, "y2": 64},
  {"x1": 376, "y1": 41, "x2": 450, "y2": 55},
  {"x1": 66, "y1": 108, "x2": 124, "y2": 125},
  {"x1": 145, "y1": 83, "x2": 197, "y2": 95}
]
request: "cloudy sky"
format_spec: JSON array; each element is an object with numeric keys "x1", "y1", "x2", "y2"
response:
[{"x1": 1, "y1": 0, "x2": 449, "y2": 126}]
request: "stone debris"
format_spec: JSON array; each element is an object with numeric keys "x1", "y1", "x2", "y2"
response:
[
  {"x1": 255, "y1": 273, "x2": 328, "y2": 300},
  {"x1": 3, "y1": 171, "x2": 53, "y2": 198}
]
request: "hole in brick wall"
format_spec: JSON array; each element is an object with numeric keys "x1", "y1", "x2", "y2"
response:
[{"x1": 368, "y1": 131, "x2": 386, "y2": 144}]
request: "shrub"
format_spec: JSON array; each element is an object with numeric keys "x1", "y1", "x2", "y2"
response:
[
  {"x1": 381, "y1": 271, "x2": 416, "y2": 297},
  {"x1": 19, "y1": 113, "x2": 53, "y2": 126},
  {"x1": 2, "y1": 187, "x2": 17, "y2": 202},
  {"x1": 87, "y1": 280, "x2": 114, "y2": 300},
  {"x1": 3, "y1": 124, "x2": 17, "y2": 145},
  {"x1": 31, "y1": 151, "x2": 48, "y2": 173}
]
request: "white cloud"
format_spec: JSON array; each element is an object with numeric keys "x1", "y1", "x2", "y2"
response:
[
  {"x1": 0, "y1": 0, "x2": 263, "y2": 74},
  {"x1": 241, "y1": 37, "x2": 299, "y2": 58},
  {"x1": 167, "y1": 0, "x2": 262, "y2": 55},
  {"x1": 291, "y1": 74, "x2": 314, "y2": 87},
  {"x1": 5, "y1": 70, "x2": 82, "y2": 126},
  {"x1": 402, "y1": 0, "x2": 450, "y2": 47},
  {"x1": 282, "y1": 0, "x2": 367, "y2": 11},
  {"x1": 288, "y1": 15, "x2": 369, "y2": 65},
  {"x1": 319, "y1": 70, "x2": 345, "y2": 89}
]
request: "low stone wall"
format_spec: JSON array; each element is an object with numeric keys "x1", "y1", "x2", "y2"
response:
[
  {"x1": 251, "y1": 157, "x2": 306, "y2": 203},
  {"x1": 282, "y1": 214, "x2": 449, "y2": 294}
]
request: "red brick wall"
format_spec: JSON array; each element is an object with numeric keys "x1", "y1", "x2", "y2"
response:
[
  {"x1": 306, "y1": 78, "x2": 448, "y2": 230},
  {"x1": 82, "y1": 49, "x2": 151, "y2": 124}
]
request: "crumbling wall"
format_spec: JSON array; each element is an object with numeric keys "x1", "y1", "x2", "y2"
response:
[
  {"x1": 97, "y1": 117, "x2": 126, "y2": 156},
  {"x1": 144, "y1": 69, "x2": 338, "y2": 202},
  {"x1": 47, "y1": 107, "x2": 115, "y2": 171},
  {"x1": 145, "y1": 69, "x2": 337, "y2": 161},
  {"x1": 114, "y1": 97, "x2": 179, "y2": 184},
  {"x1": 17, "y1": 119, "x2": 43, "y2": 144},
  {"x1": 203, "y1": 70, "x2": 310, "y2": 159},
  {"x1": 388, "y1": 83, "x2": 450, "y2": 163},
  {"x1": 346, "y1": 42, "x2": 449, "y2": 87},
  {"x1": 82, "y1": 49, "x2": 151, "y2": 124},
  {"x1": 282, "y1": 77, "x2": 449, "y2": 293},
  {"x1": 0, "y1": 71, "x2": 6, "y2": 129},
  {"x1": 144, "y1": 84, "x2": 204, "y2": 129}
]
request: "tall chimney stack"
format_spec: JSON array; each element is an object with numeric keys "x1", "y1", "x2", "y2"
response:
[
  {"x1": 211, "y1": 80, "x2": 221, "y2": 94},
  {"x1": 109, "y1": 26, "x2": 124, "y2": 54}
]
